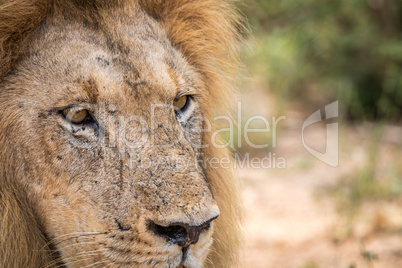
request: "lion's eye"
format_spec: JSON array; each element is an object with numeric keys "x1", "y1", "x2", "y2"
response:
[
  {"x1": 63, "y1": 108, "x2": 90, "y2": 124},
  {"x1": 173, "y1": 95, "x2": 189, "y2": 112}
]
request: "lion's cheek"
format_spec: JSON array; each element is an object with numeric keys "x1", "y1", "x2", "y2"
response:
[{"x1": 39, "y1": 189, "x2": 106, "y2": 239}]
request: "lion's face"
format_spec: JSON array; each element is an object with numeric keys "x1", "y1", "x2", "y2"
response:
[{"x1": 2, "y1": 6, "x2": 219, "y2": 268}]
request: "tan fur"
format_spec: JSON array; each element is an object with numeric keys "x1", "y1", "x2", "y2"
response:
[{"x1": 0, "y1": 1, "x2": 242, "y2": 267}]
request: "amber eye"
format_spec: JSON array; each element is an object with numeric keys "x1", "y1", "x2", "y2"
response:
[
  {"x1": 63, "y1": 108, "x2": 90, "y2": 124},
  {"x1": 173, "y1": 95, "x2": 189, "y2": 111}
]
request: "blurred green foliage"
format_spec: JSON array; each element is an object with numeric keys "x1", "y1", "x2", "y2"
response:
[{"x1": 242, "y1": 0, "x2": 402, "y2": 121}]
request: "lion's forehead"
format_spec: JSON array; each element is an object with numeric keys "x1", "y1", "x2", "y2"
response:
[{"x1": 24, "y1": 8, "x2": 190, "y2": 106}]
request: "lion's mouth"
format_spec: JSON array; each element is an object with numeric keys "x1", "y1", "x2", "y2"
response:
[{"x1": 177, "y1": 246, "x2": 189, "y2": 268}]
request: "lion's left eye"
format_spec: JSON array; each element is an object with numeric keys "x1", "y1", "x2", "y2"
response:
[
  {"x1": 63, "y1": 108, "x2": 91, "y2": 124},
  {"x1": 173, "y1": 95, "x2": 190, "y2": 112}
]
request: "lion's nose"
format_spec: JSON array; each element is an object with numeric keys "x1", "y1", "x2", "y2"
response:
[{"x1": 149, "y1": 215, "x2": 218, "y2": 247}]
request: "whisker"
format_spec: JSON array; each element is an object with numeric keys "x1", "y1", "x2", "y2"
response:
[
  {"x1": 103, "y1": 262, "x2": 113, "y2": 268},
  {"x1": 55, "y1": 241, "x2": 100, "y2": 252},
  {"x1": 42, "y1": 231, "x2": 107, "y2": 250},
  {"x1": 81, "y1": 259, "x2": 109, "y2": 268},
  {"x1": 44, "y1": 249, "x2": 107, "y2": 268},
  {"x1": 53, "y1": 256, "x2": 97, "y2": 268}
]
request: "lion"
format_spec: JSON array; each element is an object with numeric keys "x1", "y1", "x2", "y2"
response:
[{"x1": 0, "y1": 0, "x2": 243, "y2": 267}]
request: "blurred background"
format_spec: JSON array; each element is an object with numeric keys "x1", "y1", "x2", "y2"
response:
[{"x1": 235, "y1": 0, "x2": 402, "y2": 267}]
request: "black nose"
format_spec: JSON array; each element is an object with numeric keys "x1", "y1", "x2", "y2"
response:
[{"x1": 149, "y1": 216, "x2": 218, "y2": 247}]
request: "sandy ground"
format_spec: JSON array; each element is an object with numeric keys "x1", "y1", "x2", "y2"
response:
[{"x1": 238, "y1": 119, "x2": 402, "y2": 268}]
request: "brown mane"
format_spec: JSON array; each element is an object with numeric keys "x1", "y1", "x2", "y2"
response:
[{"x1": 0, "y1": 1, "x2": 243, "y2": 267}]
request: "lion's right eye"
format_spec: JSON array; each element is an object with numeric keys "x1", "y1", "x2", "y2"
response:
[
  {"x1": 63, "y1": 108, "x2": 91, "y2": 124},
  {"x1": 173, "y1": 95, "x2": 190, "y2": 113}
]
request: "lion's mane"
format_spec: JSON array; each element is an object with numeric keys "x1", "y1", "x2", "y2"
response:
[{"x1": 0, "y1": 1, "x2": 243, "y2": 267}]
